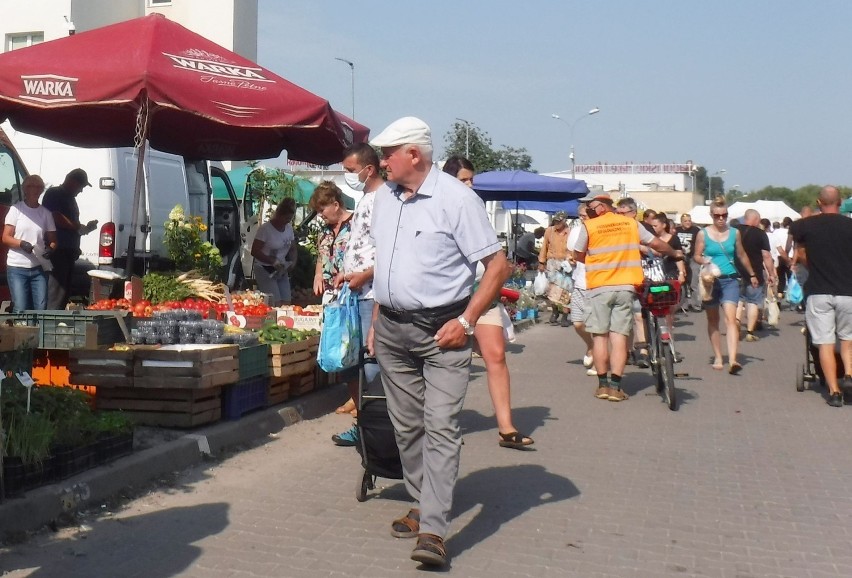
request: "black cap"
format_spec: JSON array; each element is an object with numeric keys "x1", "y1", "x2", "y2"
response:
[{"x1": 67, "y1": 168, "x2": 91, "y2": 187}]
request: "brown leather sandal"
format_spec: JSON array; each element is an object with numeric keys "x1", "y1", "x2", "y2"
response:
[
  {"x1": 498, "y1": 431, "x2": 535, "y2": 450},
  {"x1": 390, "y1": 508, "x2": 420, "y2": 538},
  {"x1": 411, "y1": 533, "x2": 448, "y2": 566}
]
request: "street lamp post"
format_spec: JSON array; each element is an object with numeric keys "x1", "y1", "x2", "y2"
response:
[
  {"x1": 708, "y1": 169, "x2": 727, "y2": 203},
  {"x1": 552, "y1": 107, "x2": 600, "y2": 178},
  {"x1": 334, "y1": 57, "x2": 355, "y2": 119},
  {"x1": 455, "y1": 117, "x2": 471, "y2": 157}
]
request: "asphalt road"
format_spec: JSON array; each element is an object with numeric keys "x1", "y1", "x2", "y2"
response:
[{"x1": 1, "y1": 306, "x2": 850, "y2": 578}]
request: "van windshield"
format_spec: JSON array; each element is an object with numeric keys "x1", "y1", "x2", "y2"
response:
[{"x1": 0, "y1": 142, "x2": 26, "y2": 207}]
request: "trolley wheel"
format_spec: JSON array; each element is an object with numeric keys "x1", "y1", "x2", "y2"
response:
[
  {"x1": 662, "y1": 344, "x2": 677, "y2": 411},
  {"x1": 795, "y1": 363, "x2": 805, "y2": 392},
  {"x1": 356, "y1": 468, "x2": 371, "y2": 502}
]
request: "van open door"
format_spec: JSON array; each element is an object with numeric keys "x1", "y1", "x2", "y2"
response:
[{"x1": 207, "y1": 164, "x2": 244, "y2": 289}]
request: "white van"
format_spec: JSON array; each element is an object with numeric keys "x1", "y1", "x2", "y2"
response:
[{"x1": 1, "y1": 122, "x2": 243, "y2": 295}]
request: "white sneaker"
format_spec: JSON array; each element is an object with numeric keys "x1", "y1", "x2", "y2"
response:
[
  {"x1": 586, "y1": 368, "x2": 597, "y2": 376},
  {"x1": 583, "y1": 354, "x2": 594, "y2": 368}
]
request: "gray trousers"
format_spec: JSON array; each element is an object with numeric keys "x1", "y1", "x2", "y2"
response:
[
  {"x1": 689, "y1": 259, "x2": 702, "y2": 308},
  {"x1": 372, "y1": 312, "x2": 471, "y2": 538}
]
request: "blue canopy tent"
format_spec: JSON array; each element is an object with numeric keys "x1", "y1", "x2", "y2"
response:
[
  {"x1": 508, "y1": 198, "x2": 580, "y2": 217},
  {"x1": 472, "y1": 170, "x2": 589, "y2": 201},
  {"x1": 472, "y1": 170, "x2": 588, "y2": 258}
]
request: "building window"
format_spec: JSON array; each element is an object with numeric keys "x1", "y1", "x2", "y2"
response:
[{"x1": 7, "y1": 32, "x2": 44, "y2": 51}]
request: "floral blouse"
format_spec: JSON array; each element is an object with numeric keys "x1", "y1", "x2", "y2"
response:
[{"x1": 317, "y1": 214, "x2": 352, "y2": 293}]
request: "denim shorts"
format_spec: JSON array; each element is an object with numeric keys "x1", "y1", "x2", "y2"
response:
[
  {"x1": 742, "y1": 283, "x2": 765, "y2": 306},
  {"x1": 706, "y1": 277, "x2": 741, "y2": 307}
]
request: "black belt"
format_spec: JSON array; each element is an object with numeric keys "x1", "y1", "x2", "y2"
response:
[
  {"x1": 379, "y1": 297, "x2": 469, "y2": 330},
  {"x1": 261, "y1": 265, "x2": 276, "y2": 273},
  {"x1": 718, "y1": 274, "x2": 740, "y2": 280}
]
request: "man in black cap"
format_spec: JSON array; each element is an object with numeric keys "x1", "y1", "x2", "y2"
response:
[{"x1": 42, "y1": 168, "x2": 98, "y2": 309}]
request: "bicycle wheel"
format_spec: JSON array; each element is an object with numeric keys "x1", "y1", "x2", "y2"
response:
[
  {"x1": 648, "y1": 315, "x2": 664, "y2": 392},
  {"x1": 661, "y1": 341, "x2": 677, "y2": 410}
]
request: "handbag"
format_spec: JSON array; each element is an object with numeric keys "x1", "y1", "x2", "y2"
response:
[{"x1": 317, "y1": 283, "x2": 361, "y2": 372}]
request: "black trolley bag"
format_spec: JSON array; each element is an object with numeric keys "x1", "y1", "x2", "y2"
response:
[{"x1": 355, "y1": 350, "x2": 403, "y2": 501}]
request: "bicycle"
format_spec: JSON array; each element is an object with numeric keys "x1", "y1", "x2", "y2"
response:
[{"x1": 638, "y1": 279, "x2": 681, "y2": 411}]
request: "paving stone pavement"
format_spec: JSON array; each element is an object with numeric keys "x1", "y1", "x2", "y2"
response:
[{"x1": 1, "y1": 307, "x2": 850, "y2": 577}]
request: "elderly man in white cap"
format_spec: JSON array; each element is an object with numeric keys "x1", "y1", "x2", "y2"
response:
[{"x1": 366, "y1": 116, "x2": 509, "y2": 567}]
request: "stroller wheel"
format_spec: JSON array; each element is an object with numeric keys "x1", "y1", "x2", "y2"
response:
[
  {"x1": 795, "y1": 363, "x2": 805, "y2": 392},
  {"x1": 356, "y1": 468, "x2": 371, "y2": 502}
]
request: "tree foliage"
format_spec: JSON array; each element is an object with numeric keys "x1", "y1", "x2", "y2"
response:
[
  {"x1": 443, "y1": 121, "x2": 533, "y2": 172},
  {"x1": 726, "y1": 184, "x2": 852, "y2": 212}
]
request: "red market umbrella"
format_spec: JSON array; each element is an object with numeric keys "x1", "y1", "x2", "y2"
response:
[
  {"x1": 0, "y1": 13, "x2": 369, "y2": 274},
  {"x1": 0, "y1": 13, "x2": 366, "y2": 163}
]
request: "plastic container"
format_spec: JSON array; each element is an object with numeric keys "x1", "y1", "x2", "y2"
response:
[{"x1": 222, "y1": 375, "x2": 269, "y2": 420}]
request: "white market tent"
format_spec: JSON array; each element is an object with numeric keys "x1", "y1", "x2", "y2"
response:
[
  {"x1": 686, "y1": 200, "x2": 800, "y2": 226},
  {"x1": 686, "y1": 205, "x2": 713, "y2": 225},
  {"x1": 729, "y1": 200, "x2": 800, "y2": 223}
]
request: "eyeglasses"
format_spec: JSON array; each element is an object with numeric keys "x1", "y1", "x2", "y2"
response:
[{"x1": 712, "y1": 213, "x2": 729, "y2": 219}]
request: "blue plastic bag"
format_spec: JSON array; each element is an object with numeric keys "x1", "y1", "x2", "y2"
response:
[
  {"x1": 786, "y1": 272, "x2": 804, "y2": 305},
  {"x1": 317, "y1": 283, "x2": 361, "y2": 372}
]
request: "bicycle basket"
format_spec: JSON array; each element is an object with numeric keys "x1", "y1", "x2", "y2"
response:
[{"x1": 639, "y1": 280, "x2": 680, "y2": 310}]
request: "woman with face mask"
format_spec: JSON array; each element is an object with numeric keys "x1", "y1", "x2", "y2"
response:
[{"x1": 442, "y1": 156, "x2": 533, "y2": 450}]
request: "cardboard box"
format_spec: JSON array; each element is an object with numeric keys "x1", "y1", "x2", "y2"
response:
[
  {"x1": 0, "y1": 325, "x2": 38, "y2": 352},
  {"x1": 274, "y1": 310, "x2": 322, "y2": 332}
]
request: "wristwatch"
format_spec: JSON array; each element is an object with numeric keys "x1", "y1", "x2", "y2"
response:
[{"x1": 457, "y1": 315, "x2": 475, "y2": 336}]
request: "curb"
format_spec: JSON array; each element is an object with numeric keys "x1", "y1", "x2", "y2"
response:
[{"x1": 0, "y1": 383, "x2": 347, "y2": 537}]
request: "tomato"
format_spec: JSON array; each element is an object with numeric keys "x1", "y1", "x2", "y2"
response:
[{"x1": 133, "y1": 302, "x2": 147, "y2": 317}]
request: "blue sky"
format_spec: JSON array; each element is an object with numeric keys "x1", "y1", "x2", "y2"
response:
[{"x1": 257, "y1": 0, "x2": 852, "y2": 192}]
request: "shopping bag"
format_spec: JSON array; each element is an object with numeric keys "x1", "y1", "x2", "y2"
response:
[
  {"x1": 786, "y1": 273, "x2": 804, "y2": 306},
  {"x1": 317, "y1": 283, "x2": 361, "y2": 372},
  {"x1": 533, "y1": 271, "x2": 549, "y2": 296},
  {"x1": 765, "y1": 286, "x2": 780, "y2": 327}
]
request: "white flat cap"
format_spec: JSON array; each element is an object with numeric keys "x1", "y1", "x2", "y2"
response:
[{"x1": 370, "y1": 116, "x2": 432, "y2": 148}]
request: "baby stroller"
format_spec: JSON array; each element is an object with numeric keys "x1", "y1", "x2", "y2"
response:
[
  {"x1": 795, "y1": 326, "x2": 842, "y2": 392},
  {"x1": 355, "y1": 351, "x2": 403, "y2": 502}
]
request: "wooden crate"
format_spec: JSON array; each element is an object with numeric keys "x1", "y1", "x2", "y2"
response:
[
  {"x1": 69, "y1": 347, "x2": 135, "y2": 388},
  {"x1": 290, "y1": 371, "x2": 316, "y2": 397},
  {"x1": 268, "y1": 337, "x2": 319, "y2": 379},
  {"x1": 96, "y1": 386, "x2": 221, "y2": 428},
  {"x1": 267, "y1": 375, "x2": 291, "y2": 406},
  {"x1": 134, "y1": 344, "x2": 239, "y2": 389}
]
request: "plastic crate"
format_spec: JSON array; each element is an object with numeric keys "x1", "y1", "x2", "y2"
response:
[
  {"x1": 19, "y1": 310, "x2": 129, "y2": 349},
  {"x1": 222, "y1": 375, "x2": 269, "y2": 420},
  {"x1": 238, "y1": 344, "x2": 270, "y2": 380}
]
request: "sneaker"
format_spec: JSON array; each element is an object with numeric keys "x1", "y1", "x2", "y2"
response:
[
  {"x1": 828, "y1": 392, "x2": 844, "y2": 408},
  {"x1": 332, "y1": 425, "x2": 359, "y2": 446},
  {"x1": 607, "y1": 388, "x2": 629, "y2": 402},
  {"x1": 745, "y1": 333, "x2": 759, "y2": 342},
  {"x1": 595, "y1": 385, "x2": 611, "y2": 399},
  {"x1": 842, "y1": 375, "x2": 852, "y2": 389},
  {"x1": 586, "y1": 368, "x2": 598, "y2": 376},
  {"x1": 583, "y1": 354, "x2": 594, "y2": 368},
  {"x1": 636, "y1": 352, "x2": 650, "y2": 369},
  {"x1": 548, "y1": 312, "x2": 559, "y2": 324}
]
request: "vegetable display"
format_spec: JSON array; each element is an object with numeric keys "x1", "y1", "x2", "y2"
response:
[{"x1": 258, "y1": 323, "x2": 319, "y2": 344}]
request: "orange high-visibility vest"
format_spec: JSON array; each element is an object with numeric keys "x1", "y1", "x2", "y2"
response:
[{"x1": 584, "y1": 212, "x2": 644, "y2": 290}]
